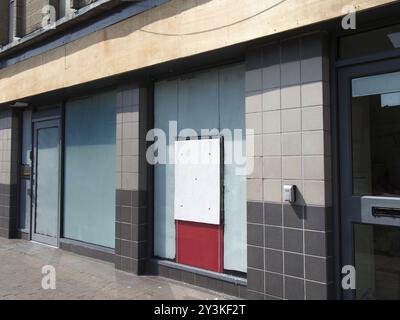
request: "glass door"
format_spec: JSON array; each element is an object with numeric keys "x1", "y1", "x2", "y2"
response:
[
  {"x1": 31, "y1": 119, "x2": 61, "y2": 247},
  {"x1": 339, "y1": 58, "x2": 400, "y2": 299}
]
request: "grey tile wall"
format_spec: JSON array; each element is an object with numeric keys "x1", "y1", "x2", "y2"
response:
[
  {"x1": 246, "y1": 32, "x2": 334, "y2": 300},
  {"x1": 0, "y1": 109, "x2": 19, "y2": 239},
  {"x1": 115, "y1": 86, "x2": 149, "y2": 275}
]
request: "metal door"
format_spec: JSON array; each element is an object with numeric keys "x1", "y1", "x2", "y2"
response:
[
  {"x1": 339, "y1": 57, "x2": 400, "y2": 299},
  {"x1": 31, "y1": 119, "x2": 61, "y2": 247}
]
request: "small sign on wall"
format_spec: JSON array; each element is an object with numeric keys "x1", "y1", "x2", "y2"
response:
[{"x1": 174, "y1": 138, "x2": 221, "y2": 225}]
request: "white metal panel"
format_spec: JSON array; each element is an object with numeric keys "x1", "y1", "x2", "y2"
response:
[
  {"x1": 174, "y1": 138, "x2": 221, "y2": 225},
  {"x1": 352, "y1": 71, "x2": 400, "y2": 97}
]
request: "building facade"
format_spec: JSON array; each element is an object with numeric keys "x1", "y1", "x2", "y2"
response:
[{"x1": 1, "y1": 0, "x2": 400, "y2": 300}]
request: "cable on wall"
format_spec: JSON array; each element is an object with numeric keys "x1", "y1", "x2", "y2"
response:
[{"x1": 139, "y1": 0, "x2": 289, "y2": 36}]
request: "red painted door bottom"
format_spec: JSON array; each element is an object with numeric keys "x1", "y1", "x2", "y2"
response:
[{"x1": 176, "y1": 220, "x2": 223, "y2": 273}]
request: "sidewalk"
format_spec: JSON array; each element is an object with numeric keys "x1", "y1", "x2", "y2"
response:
[{"x1": 0, "y1": 238, "x2": 235, "y2": 300}]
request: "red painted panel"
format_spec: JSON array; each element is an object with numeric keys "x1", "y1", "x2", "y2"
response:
[{"x1": 176, "y1": 220, "x2": 223, "y2": 273}]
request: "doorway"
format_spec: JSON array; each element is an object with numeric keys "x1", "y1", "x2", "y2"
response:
[
  {"x1": 31, "y1": 118, "x2": 61, "y2": 247},
  {"x1": 338, "y1": 58, "x2": 400, "y2": 299}
]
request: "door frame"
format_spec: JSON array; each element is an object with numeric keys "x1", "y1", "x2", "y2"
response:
[
  {"x1": 30, "y1": 113, "x2": 62, "y2": 247},
  {"x1": 337, "y1": 56, "x2": 400, "y2": 299}
]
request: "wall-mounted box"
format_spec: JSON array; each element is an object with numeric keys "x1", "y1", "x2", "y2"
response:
[{"x1": 174, "y1": 138, "x2": 221, "y2": 225}]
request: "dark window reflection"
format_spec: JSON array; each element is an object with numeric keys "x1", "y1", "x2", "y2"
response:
[
  {"x1": 355, "y1": 224, "x2": 400, "y2": 300},
  {"x1": 340, "y1": 24, "x2": 400, "y2": 59},
  {"x1": 352, "y1": 93, "x2": 400, "y2": 196}
]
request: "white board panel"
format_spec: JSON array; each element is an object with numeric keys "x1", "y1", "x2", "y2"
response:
[{"x1": 174, "y1": 138, "x2": 221, "y2": 225}]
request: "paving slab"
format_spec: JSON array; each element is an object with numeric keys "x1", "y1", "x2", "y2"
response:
[{"x1": 0, "y1": 238, "x2": 235, "y2": 300}]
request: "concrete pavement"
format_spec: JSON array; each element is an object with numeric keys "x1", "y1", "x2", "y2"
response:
[{"x1": 0, "y1": 238, "x2": 235, "y2": 300}]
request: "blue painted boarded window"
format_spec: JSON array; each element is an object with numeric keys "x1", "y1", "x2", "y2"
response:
[
  {"x1": 154, "y1": 64, "x2": 247, "y2": 272},
  {"x1": 63, "y1": 91, "x2": 116, "y2": 248}
]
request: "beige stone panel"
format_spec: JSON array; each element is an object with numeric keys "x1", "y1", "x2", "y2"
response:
[{"x1": 0, "y1": 0, "x2": 397, "y2": 103}]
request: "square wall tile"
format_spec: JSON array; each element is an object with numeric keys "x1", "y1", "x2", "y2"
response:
[
  {"x1": 246, "y1": 92, "x2": 263, "y2": 113},
  {"x1": 247, "y1": 290, "x2": 265, "y2": 300},
  {"x1": 284, "y1": 252, "x2": 304, "y2": 278},
  {"x1": 122, "y1": 156, "x2": 139, "y2": 173},
  {"x1": 284, "y1": 228, "x2": 304, "y2": 253},
  {"x1": 248, "y1": 157, "x2": 262, "y2": 179},
  {"x1": 263, "y1": 64, "x2": 281, "y2": 90},
  {"x1": 304, "y1": 206, "x2": 331, "y2": 232},
  {"x1": 303, "y1": 181, "x2": 327, "y2": 206},
  {"x1": 247, "y1": 202, "x2": 264, "y2": 224},
  {"x1": 248, "y1": 245, "x2": 264, "y2": 269},
  {"x1": 122, "y1": 173, "x2": 139, "y2": 191},
  {"x1": 265, "y1": 249, "x2": 283, "y2": 273},
  {"x1": 301, "y1": 82, "x2": 324, "y2": 107},
  {"x1": 285, "y1": 276, "x2": 305, "y2": 300},
  {"x1": 116, "y1": 125, "x2": 122, "y2": 140},
  {"x1": 263, "y1": 42, "x2": 281, "y2": 65},
  {"x1": 263, "y1": 111, "x2": 281, "y2": 134},
  {"x1": 302, "y1": 106, "x2": 326, "y2": 131},
  {"x1": 283, "y1": 204, "x2": 304, "y2": 228},
  {"x1": 302, "y1": 131, "x2": 324, "y2": 155},
  {"x1": 301, "y1": 32, "x2": 326, "y2": 59},
  {"x1": 263, "y1": 88, "x2": 281, "y2": 111},
  {"x1": 115, "y1": 173, "x2": 122, "y2": 189},
  {"x1": 282, "y1": 132, "x2": 301, "y2": 156},
  {"x1": 122, "y1": 105, "x2": 139, "y2": 122},
  {"x1": 262, "y1": 43, "x2": 281, "y2": 89},
  {"x1": 265, "y1": 226, "x2": 283, "y2": 250},
  {"x1": 303, "y1": 156, "x2": 326, "y2": 180},
  {"x1": 281, "y1": 85, "x2": 301, "y2": 109},
  {"x1": 281, "y1": 61, "x2": 301, "y2": 87},
  {"x1": 264, "y1": 179, "x2": 282, "y2": 203},
  {"x1": 246, "y1": 70, "x2": 263, "y2": 92},
  {"x1": 122, "y1": 139, "x2": 139, "y2": 156},
  {"x1": 122, "y1": 122, "x2": 139, "y2": 139},
  {"x1": 306, "y1": 281, "x2": 333, "y2": 300},
  {"x1": 305, "y1": 256, "x2": 331, "y2": 283},
  {"x1": 282, "y1": 108, "x2": 301, "y2": 132},
  {"x1": 301, "y1": 56, "x2": 324, "y2": 84},
  {"x1": 246, "y1": 113, "x2": 263, "y2": 135},
  {"x1": 281, "y1": 38, "x2": 300, "y2": 63},
  {"x1": 263, "y1": 134, "x2": 281, "y2": 157},
  {"x1": 265, "y1": 272, "x2": 283, "y2": 298},
  {"x1": 247, "y1": 179, "x2": 263, "y2": 202},
  {"x1": 305, "y1": 231, "x2": 330, "y2": 257},
  {"x1": 246, "y1": 48, "x2": 262, "y2": 71},
  {"x1": 263, "y1": 157, "x2": 282, "y2": 179},
  {"x1": 117, "y1": 112, "x2": 123, "y2": 124},
  {"x1": 248, "y1": 223, "x2": 264, "y2": 247},
  {"x1": 264, "y1": 203, "x2": 282, "y2": 226},
  {"x1": 247, "y1": 268, "x2": 264, "y2": 293},
  {"x1": 282, "y1": 156, "x2": 302, "y2": 180},
  {"x1": 247, "y1": 134, "x2": 262, "y2": 157}
]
